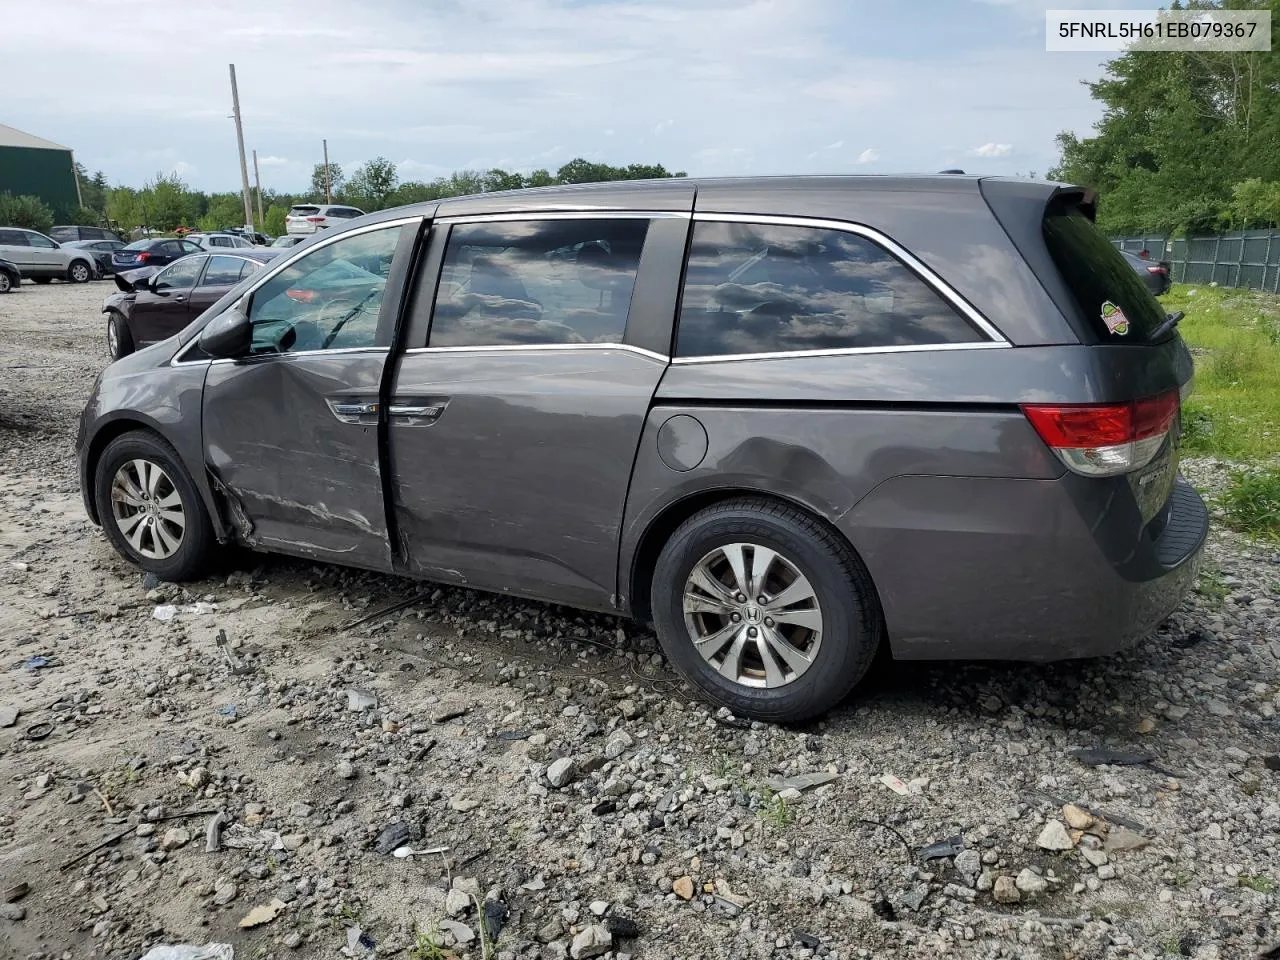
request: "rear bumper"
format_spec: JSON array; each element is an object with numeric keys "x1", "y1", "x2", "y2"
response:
[{"x1": 843, "y1": 474, "x2": 1208, "y2": 661}]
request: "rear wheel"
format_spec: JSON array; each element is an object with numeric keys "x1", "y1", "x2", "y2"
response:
[
  {"x1": 651, "y1": 498, "x2": 882, "y2": 723},
  {"x1": 93, "y1": 431, "x2": 216, "y2": 580},
  {"x1": 107, "y1": 313, "x2": 134, "y2": 360},
  {"x1": 68, "y1": 261, "x2": 92, "y2": 283}
]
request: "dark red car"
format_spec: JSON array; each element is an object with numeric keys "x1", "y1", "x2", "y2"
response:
[{"x1": 103, "y1": 250, "x2": 278, "y2": 359}]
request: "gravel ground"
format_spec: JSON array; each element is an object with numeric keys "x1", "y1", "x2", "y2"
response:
[{"x1": 1, "y1": 280, "x2": 1278, "y2": 960}]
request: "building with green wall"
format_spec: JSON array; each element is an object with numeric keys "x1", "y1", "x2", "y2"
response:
[{"x1": 0, "y1": 123, "x2": 80, "y2": 219}]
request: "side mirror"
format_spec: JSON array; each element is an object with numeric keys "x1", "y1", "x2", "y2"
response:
[
  {"x1": 199, "y1": 305, "x2": 252, "y2": 359},
  {"x1": 132, "y1": 275, "x2": 153, "y2": 292}
]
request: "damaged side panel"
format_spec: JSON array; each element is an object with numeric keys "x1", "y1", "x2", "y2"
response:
[{"x1": 200, "y1": 353, "x2": 394, "y2": 571}]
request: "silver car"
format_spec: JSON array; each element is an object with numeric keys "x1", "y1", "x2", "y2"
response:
[{"x1": 0, "y1": 227, "x2": 98, "y2": 283}]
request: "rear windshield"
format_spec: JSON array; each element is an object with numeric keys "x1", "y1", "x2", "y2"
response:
[
  {"x1": 1042, "y1": 207, "x2": 1167, "y2": 341},
  {"x1": 289, "y1": 206, "x2": 321, "y2": 216},
  {"x1": 122, "y1": 239, "x2": 161, "y2": 251}
]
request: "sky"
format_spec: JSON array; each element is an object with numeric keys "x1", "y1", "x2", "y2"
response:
[{"x1": 4, "y1": 0, "x2": 1134, "y2": 194}]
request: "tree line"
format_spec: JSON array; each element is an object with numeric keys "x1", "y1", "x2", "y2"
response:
[
  {"x1": 0, "y1": 157, "x2": 686, "y2": 238},
  {"x1": 1050, "y1": 0, "x2": 1280, "y2": 236}
]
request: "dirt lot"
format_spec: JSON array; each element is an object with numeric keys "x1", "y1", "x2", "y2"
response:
[{"x1": 1, "y1": 279, "x2": 1278, "y2": 960}]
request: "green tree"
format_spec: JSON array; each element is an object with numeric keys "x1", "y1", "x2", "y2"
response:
[
  {"x1": 1229, "y1": 178, "x2": 1280, "y2": 227},
  {"x1": 1050, "y1": 0, "x2": 1280, "y2": 235},
  {"x1": 311, "y1": 162, "x2": 343, "y2": 201},
  {"x1": 344, "y1": 157, "x2": 399, "y2": 210},
  {"x1": 144, "y1": 172, "x2": 197, "y2": 231},
  {"x1": 0, "y1": 193, "x2": 55, "y2": 233},
  {"x1": 75, "y1": 162, "x2": 108, "y2": 216},
  {"x1": 264, "y1": 204, "x2": 287, "y2": 236}
]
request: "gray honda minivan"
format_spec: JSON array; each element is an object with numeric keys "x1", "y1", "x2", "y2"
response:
[{"x1": 76, "y1": 176, "x2": 1207, "y2": 722}]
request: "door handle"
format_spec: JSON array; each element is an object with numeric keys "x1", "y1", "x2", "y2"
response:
[{"x1": 174, "y1": 295, "x2": 186, "y2": 302}]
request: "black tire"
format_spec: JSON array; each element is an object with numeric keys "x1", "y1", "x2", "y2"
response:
[
  {"x1": 0, "y1": 272, "x2": 11, "y2": 294},
  {"x1": 93, "y1": 431, "x2": 217, "y2": 581},
  {"x1": 107, "y1": 313, "x2": 134, "y2": 360},
  {"x1": 33, "y1": 276, "x2": 52, "y2": 285},
  {"x1": 68, "y1": 260, "x2": 92, "y2": 283},
  {"x1": 651, "y1": 498, "x2": 882, "y2": 723}
]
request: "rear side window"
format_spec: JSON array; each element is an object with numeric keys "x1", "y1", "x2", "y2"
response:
[
  {"x1": 1042, "y1": 208, "x2": 1167, "y2": 341},
  {"x1": 428, "y1": 218, "x2": 649, "y2": 347},
  {"x1": 203, "y1": 255, "x2": 246, "y2": 285},
  {"x1": 675, "y1": 221, "x2": 983, "y2": 358},
  {"x1": 0, "y1": 230, "x2": 30, "y2": 246}
]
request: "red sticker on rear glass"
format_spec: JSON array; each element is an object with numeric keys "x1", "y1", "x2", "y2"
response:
[{"x1": 1101, "y1": 300, "x2": 1130, "y2": 335}]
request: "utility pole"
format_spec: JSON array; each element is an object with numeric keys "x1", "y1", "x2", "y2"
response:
[
  {"x1": 252, "y1": 149, "x2": 265, "y2": 231},
  {"x1": 323, "y1": 139, "x2": 332, "y2": 203},
  {"x1": 229, "y1": 64, "x2": 254, "y2": 232}
]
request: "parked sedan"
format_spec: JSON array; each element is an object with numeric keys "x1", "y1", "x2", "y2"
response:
[
  {"x1": 0, "y1": 257, "x2": 20, "y2": 293},
  {"x1": 77, "y1": 176, "x2": 1207, "y2": 722},
  {"x1": 112, "y1": 237, "x2": 202, "y2": 272},
  {"x1": 0, "y1": 227, "x2": 98, "y2": 283},
  {"x1": 1121, "y1": 249, "x2": 1172, "y2": 295},
  {"x1": 103, "y1": 250, "x2": 277, "y2": 359},
  {"x1": 64, "y1": 239, "x2": 126, "y2": 276}
]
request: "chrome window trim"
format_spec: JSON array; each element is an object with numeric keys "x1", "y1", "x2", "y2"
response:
[
  {"x1": 168, "y1": 217, "x2": 422, "y2": 367},
  {"x1": 403, "y1": 342, "x2": 668, "y2": 362},
  {"x1": 677, "y1": 212, "x2": 1010, "y2": 360},
  {"x1": 172, "y1": 346, "x2": 390, "y2": 368},
  {"x1": 435, "y1": 210, "x2": 690, "y2": 225}
]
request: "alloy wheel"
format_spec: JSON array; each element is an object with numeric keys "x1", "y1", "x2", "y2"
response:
[
  {"x1": 109, "y1": 458, "x2": 186, "y2": 559},
  {"x1": 682, "y1": 542, "x2": 824, "y2": 688},
  {"x1": 71, "y1": 262, "x2": 90, "y2": 282},
  {"x1": 107, "y1": 319, "x2": 119, "y2": 357},
  {"x1": 0, "y1": 273, "x2": 10, "y2": 293}
]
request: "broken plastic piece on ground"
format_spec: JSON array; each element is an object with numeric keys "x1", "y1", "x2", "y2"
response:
[
  {"x1": 879, "y1": 773, "x2": 910, "y2": 796},
  {"x1": 346, "y1": 926, "x2": 376, "y2": 953},
  {"x1": 136, "y1": 945, "x2": 234, "y2": 960},
  {"x1": 24, "y1": 722, "x2": 53, "y2": 741},
  {"x1": 22, "y1": 655, "x2": 56, "y2": 670},
  {"x1": 217, "y1": 705, "x2": 237, "y2": 718},
  {"x1": 346, "y1": 688, "x2": 377, "y2": 712},
  {"x1": 392, "y1": 844, "x2": 449, "y2": 859},
  {"x1": 918, "y1": 834, "x2": 965, "y2": 862},
  {"x1": 764, "y1": 771, "x2": 839, "y2": 793},
  {"x1": 792, "y1": 929, "x2": 821, "y2": 948},
  {"x1": 1102, "y1": 827, "x2": 1151, "y2": 853},
  {"x1": 482, "y1": 899, "x2": 510, "y2": 941},
  {"x1": 606, "y1": 916, "x2": 641, "y2": 940},
  {"x1": 496, "y1": 729, "x2": 531, "y2": 741},
  {"x1": 152, "y1": 604, "x2": 177, "y2": 621},
  {"x1": 1069, "y1": 747, "x2": 1155, "y2": 767}
]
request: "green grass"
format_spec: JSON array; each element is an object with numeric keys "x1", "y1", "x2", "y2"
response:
[
  {"x1": 1218, "y1": 467, "x2": 1280, "y2": 539},
  {"x1": 1238, "y1": 875, "x2": 1277, "y2": 894},
  {"x1": 1163, "y1": 284, "x2": 1280, "y2": 462}
]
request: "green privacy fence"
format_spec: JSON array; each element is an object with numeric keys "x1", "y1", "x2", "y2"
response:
[{"x1": 1110, "y1": 230, "x2": 1280, "y2": 292}]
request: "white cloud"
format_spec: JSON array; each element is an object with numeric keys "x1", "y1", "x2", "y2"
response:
[
  {"x1": 972, "y1": 142, "x2": 1013, "y2": 157},
  {"x1": 256, "y1": 155, "x2": 289, "y2": 167},
  {"x1": 856, "y1": 148, "x2": 879, "y2": 164},
  {"x1": 172, "y1": 161, "x2": 197, "y2": 177},
  {"x1": 826, "y1": 140, "x2": 844, "y2": 150}
]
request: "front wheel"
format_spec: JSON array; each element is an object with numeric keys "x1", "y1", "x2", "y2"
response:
[
  {"x1": 0, "y1": 272, "x2": 11, "y2": 294},
  {"x1": 68, "y1": 261, "x2": 92, "y2": 283},
  {"x1": 107, "y1": 313, "x2": 134, "y2": 359},
  {"x1": 651, "y1": 498, "x2": 882, "y2": 723},
  {"x1": 93, "y1": 431, "x2": 216, "y2": 580}
]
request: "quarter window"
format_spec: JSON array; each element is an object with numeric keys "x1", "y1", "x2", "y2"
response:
[
  {"x1": 675, "y1": 221, "x2": 983, "y2": 358},
  {"x1": 203, "y1": 255, "x2": 247, "y2": 286},
  {"x1": 153, "y1": 257, "x2": 205, "y2": 291},
  {"x1": 428, "y1": 218, "x2": 649, "y2": 347},
  {"x1": 245, "y1": 225, "x2": 402, "y2": 354}
]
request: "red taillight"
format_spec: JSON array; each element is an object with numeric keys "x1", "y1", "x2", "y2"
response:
[
  {"x1": 136, "y1": 252, "x2": 151, "y2": 262},
  {"x1": 306, "y1": 216, "x2": 325, "y2": 223},
  {"x1": 1147, "y1": 265, "x2": 1168, "y2": 275},
  {"x1": 1022, "y1": 390, "x2": 1178, "y2": 477}
]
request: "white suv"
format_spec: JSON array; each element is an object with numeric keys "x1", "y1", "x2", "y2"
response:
[
  {"x1": 285, "y1": 204, "x2": 365, "y2": 235},
  {"x1": 0, "y1": 227, "x2": 98, "y2": 283},
  {"x1": 186, "y1": 233, "x2": 255, "y2": 251}
]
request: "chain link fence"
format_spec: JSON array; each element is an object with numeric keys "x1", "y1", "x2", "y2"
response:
[{"x1": 1110, "y1": 230, "x2": 1280, "y2": 292}]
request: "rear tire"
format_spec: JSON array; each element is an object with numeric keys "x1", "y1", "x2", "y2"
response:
[
  {"x1": 69, "y1": 261, "x2": 92, "y2": 283},
  {"x1": 651, "y1": 498, "x2": 882, "y2": 723},
  {"x1": 93, "y1": 431, "x2": 216, "y2": 581},
  {"x1": 107, "y1": 313, "x2": 134, "y2": 360}
]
